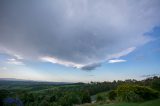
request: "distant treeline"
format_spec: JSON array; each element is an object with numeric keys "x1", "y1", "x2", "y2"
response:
[{"x1": 0, "y1": 76, "x2": 160, "y2": 106}]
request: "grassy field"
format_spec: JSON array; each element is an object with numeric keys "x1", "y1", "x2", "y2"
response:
[{"x1": 79, "y1": 99, "x2": 160, "y2": 106}]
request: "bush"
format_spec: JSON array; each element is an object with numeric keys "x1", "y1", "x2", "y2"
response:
[
  {"x1": 151, "y1": 78, "x2": 160, "y2": 91},
  {"x1": 96, "y1": 94, "x2": 105, "y2": 102},
  {"x1": 117, "y1": 84, "x2": 159, "y2": 102},
  {"x1": 134, "y1": 86, "x2": 159, "y2": 100},
  {"x1": 108, "y1": 90, "x2": 117, "y2": 100},
  {"x1": 39, "y1": 100, "x2": 50, "y2": 106},
  {"x1": 58, "y1": 92, "x2": 81, "y2": 106},
  {"x1": 80, "y1": 90, "x2": 91, "y2": 103}
]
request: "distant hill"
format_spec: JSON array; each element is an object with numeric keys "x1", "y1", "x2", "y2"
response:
[
  {"x1": 0, "y1": 78, "x2": 29, "y2": 81},
  {"x1": 0, "y1": 78, "x2": 75, "y2": 85}
]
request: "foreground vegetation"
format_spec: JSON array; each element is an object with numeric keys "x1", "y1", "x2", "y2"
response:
[
  {"x1": 80, "y1": 99, "x2": 160, "y2": 106},
  {"x1": 0, "y1": 76, "x2": 160, "y2": 106}
]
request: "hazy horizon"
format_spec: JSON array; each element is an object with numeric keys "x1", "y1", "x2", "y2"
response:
[{"x1": 0, "y1": 0, "x2": 160, "y2": 82}]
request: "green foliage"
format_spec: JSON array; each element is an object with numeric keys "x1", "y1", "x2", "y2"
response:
[
  {"x1": 117, "y1": 84, "x2": 159, "y2": 102},
  {"x1": 140, "y1": 99, "x2": 160, "y2": 106},
  {"x1": 0, "y1": 89, "x2": 10, "y2": 106},
  {"x1": 58, "y1": 92, "x2": 81, "y2": 106},
  {"x1": 0, "y1": 90, "x2": 10, "y2": 99},
  {"x1": 59, "y1": 95, "x2": 72, "y2": 106},
  {"x1": 0, "y1": 76, "x2": 160, "y2": 106},
  {"x1": 80, "y1": 90, "x2": 91, "y2": 103},
  {"x1": 78, "y1": 99, "x2": 160, "y2": 106},
  {"x1": 151, "y1": 76, "x2": 160, "y2": 91},
  {"x1": 49, "y1": 95, "x2": 56, "y2": 102},
  {"x1": 108, "y1": 90, "x2": 117, "y2": 100},
  {"x1": 135, "y1": 85, "x2": 159, "y2": 100},
  {"x1": 96, "y1": 94, "x2": 105, "y2": 102},
  {"x1": 39, "y1": 99, "x2": 50, "y2": 106}
]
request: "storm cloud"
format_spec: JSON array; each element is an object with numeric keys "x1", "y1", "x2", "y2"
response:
[{"x1": 0, "y1": 0, "x2": 160, "y2": 70}]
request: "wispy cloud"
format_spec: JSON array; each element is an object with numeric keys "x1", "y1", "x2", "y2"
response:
[
  {"x1": 40, "y1": 56, "x2": 83, "y2": 68},
  {"x1": 140, "y1": 74, "x2": 160, "y2": 78},
  {"x1": 0, "y1": 47, "x2": 24, "y2": 60},
  {"x1": 108, "y1": 59, "x2": 126, "y2": 63},
  {"x1": 107, "y1": 47, "x2": 136, "y2": 59},
  {"x1": 7, "y1": 58, "x2": 24, "y2": 65},
  {"x1": 0, "y1": 67, "x2": 7, "y2": 70},
  {"x1": 13, "y1": 54, "x2": 23, "y2": 60},
  {"x1": 40, "y1": 56, "x2": 102, "y2": 70}
]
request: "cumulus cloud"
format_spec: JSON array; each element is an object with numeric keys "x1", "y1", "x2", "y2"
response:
[
  {"x1": 0, "y1": 0, "x2": 160, "y2": 70},
  {"x1": 108, "y1": 59, "x2": 126, "y2": 63}
]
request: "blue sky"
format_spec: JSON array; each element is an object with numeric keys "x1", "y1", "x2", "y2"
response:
[{"x1": 0, "y1": 0, "x2": 160, "y2": 82}]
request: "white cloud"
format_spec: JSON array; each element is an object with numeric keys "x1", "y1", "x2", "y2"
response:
[
  {"x1": 107, "y1": 47, "x2": 136, "y2": 59},
  {"x1": 13, "y1": 54, "x2": 23, "y2": 60},
  {"x1": 108, "y1": 59, "x2": 126, "y2": 63},
  {"x1": 0, "y1": 47, "x2": 24, "y2": 65},
  {"x1": 40, "y1": 56, "x2": 84, "y2": 68},
  {"x1": 0, "y1": 47, "x2": 24, "y2": 59},
  {"x1": 7, "y1": 58, "x2": 24, "y2": 65}
]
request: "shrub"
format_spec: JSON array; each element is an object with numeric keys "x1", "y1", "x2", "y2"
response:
[
  {"x1": 117, "y1": 84, "x2": 159, "y2": 102},
  {"x1": 80, "y1": 90, "x2": 91, "y2": 103},
  {"x1": 96, "y1": 94, "x2": 105, "y2": 102},
  {"x1": 134, "y1": 86, "x2": 159, "y2": 100},
  {"x1": 151, "y1": 76, "x2": 160, "y2": 91},
  {"x1": 108, "y1": 90, "x2": 117, "y2": 100},
  {"x1": 39, "y1": 99, "x2": 50, "y2": 106},
  {"x1": 58, "y1": 92, "x2": 81, "y2": 106}
]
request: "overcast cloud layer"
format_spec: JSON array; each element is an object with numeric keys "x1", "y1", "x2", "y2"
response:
[{"x1": 0, "y1": 0, "x2": 160, "y2": 70}]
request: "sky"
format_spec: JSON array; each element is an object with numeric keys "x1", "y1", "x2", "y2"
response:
[{"x1": 0, "y1": 0, "x2": 160, "y2": 82}]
